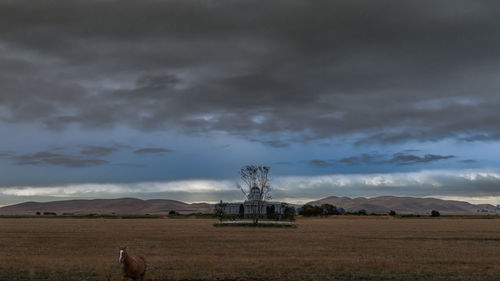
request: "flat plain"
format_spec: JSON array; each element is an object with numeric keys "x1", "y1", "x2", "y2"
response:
[{"x1": 1, "y1": 217, "x2": 500, "y2": 281}]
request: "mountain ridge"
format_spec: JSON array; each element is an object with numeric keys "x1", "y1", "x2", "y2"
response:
[
  {"x1": 0, "y1": 197, "x2": 212, "y2": 215},
  {"x1": 307, "y1": 196, "x2": 499, "y2": 215},
  {"x1": 0, "y1": 196, "x2": 498, "y2": 215}
]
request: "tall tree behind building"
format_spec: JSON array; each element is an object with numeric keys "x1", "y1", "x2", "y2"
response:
[{"x1": 237, "y1": 165, "x2": 272, "y2": 224}]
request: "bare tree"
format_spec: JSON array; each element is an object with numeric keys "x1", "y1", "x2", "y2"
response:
[
  {"x1": 214, "y1": 200, "x2": 227, "y2": 222},
  {"x1": 237, "y1": 165, "x2": 272, "y2": 224}
]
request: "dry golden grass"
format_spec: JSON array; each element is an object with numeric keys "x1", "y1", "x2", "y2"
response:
[{"x1": 1, "y1": 217, "x2": 500, "y2": 280}]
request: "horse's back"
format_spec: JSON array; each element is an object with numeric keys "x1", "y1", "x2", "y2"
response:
[
  {"x1": 124, "y1": 255, "x2": 147, "y2": 279},
  {"x1": 136, "y1": 255, "x2": 146, "y2": 263},
  {"x1": 132, "y1": 255, "x2": 147, "y2": 272}
]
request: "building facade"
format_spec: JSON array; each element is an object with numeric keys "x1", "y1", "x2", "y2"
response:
[{"x1": 221, "y1": 185, "x2": 293, "y2": 218}]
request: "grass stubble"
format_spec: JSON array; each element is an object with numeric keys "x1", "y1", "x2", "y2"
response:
[{"x1": 0, "y1": 217, "x2": 500, "y2": 280}]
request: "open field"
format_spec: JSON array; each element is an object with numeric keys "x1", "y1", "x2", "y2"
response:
[{"x1": 1, "y1": 217, "x2": 500, "y2": 281}]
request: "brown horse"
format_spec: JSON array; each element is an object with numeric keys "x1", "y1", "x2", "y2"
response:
[{"x1": 119, "y1": 247, "x2": 146, "y2": 281}]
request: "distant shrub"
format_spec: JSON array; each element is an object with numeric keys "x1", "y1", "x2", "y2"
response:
[
  {"x1": 321, "y1": 204, "x2": 339, "y2": 216},
  {"x1": 36, "y1": 212, "x2": 41, "y2": 215},
  {"x1": 169, "y1": 210, "x2": 178, "y2": 215},
  {"x1": 282, "y1": 206, "x2": 296, "y2": 221},
  {"x1": 299, "y1": 204, "x2": 322, "y2": 216},
  {"x1": 214, "y1": 201, "x2": 227, "y2": 222},
  {"x1": 43, "y1": 212, "x2": 56, "y2": 216},
  {"x1": 399, "y1": 214, "x2": 421, "y2": 218},
  {"x1": 431, "y1": 210, "x2": 440, "y2": 217},
  {"x1": 193, "y1": 213, "x2": 217, "y2": 219},
  {"x1": 389, "y1": 210, "x2": 396, "y2": 216},
  {"x1": 300, "y1": 204, "x2": 338, "y2": 217}
]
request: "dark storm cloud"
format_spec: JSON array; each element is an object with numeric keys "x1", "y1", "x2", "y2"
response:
[
  {"x1": 2, "y1": 1, "x2": 500, "y2": 145},
  {"x1": 133, "y1": 148, "x2": 173, "y2": 154},
  {"x1": 309, "y1": 159, "x2": 334, "y2": 167},
  {"x1": 458, "y1": 133, "x2": 500, "y2": 142},
  {"x1": 10, "y1": 151, "x2": 108, "y2": 168},
  {"x1": 80, "y1": 145, "x2": 119, "y2": 156},
  {"x1": 337, "y1": 151, "x2": 455, "y2": 166},
  {"x1": 339, "y1": 153, "x2": 381, "y2": 165},
  {"x1": 42, "y1": 157, "x2": 108, "y2": 168},
  {"x1": 250, "y1": 139, "x2": 290, "y2": 148},
  {"x1": 136, "y1": 74, "x2": 180, "y2": 90},
  {"x1": 388, "y1": 153, "x2": 455, "y2": 166}
]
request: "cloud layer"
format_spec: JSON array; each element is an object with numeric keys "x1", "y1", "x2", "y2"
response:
[
  {"x1": 334, "y1": 151, "x2": 456, "y2": 167},
  {"x1": 9, "y1": 152, "x2": 108, "y2": 168},
  {"x1": 2, "y1": 169, "x2": 500, "y2": 205},
  {"x1": 1, "y1": 1, "x2": 498, "y2": 203},
  {"x1": 134, "y1": 148, "x2": 173, "y2": 154},
  {"x1": 1, "y1": 1, "x2": 500, "y2": 146},
  {"x1": 0, "y1": 146, "x2": 170, "y2": 168}
]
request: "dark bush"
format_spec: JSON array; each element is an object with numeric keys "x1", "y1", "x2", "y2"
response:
[
  {"x1": 321, "y1": 204, "x2": 339, "y2": 215},
  {"x1": 299, "y1": 204, "x2": 323, "y2": 216},
  {"x1": 431, "y1": 210, "x2": 440, "y2": 217},
  {"x1": 239, "y1": 204, "x2": 244, "y2": 219},
  {"x1": 214, "y1": 201, "x2": 227, "y2": 222},
  {"x1": 299, "y1": 204, "x2": 340, "y2": 217},
  {"x1": 282, "y1": 206, "x2": 296, "y2": 221}
]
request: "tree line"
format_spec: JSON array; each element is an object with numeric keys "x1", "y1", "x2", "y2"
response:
[{"x1": 298, "y1": 204, "x2": 442, "y2": 217}]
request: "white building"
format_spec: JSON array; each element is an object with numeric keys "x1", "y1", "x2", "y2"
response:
[{"x1": 221, "y1": 185, "x2": 292, "y2": 218}]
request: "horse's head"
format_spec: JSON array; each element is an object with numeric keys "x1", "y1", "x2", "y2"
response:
[{"x1": 119, "y1": 247, "x2": 128, "y2": 264}]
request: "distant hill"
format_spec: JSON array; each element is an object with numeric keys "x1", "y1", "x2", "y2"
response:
[
  {"x1": 0, "y1": 198, "x2": 213, "y2": 215},
  {"x1": 307, "y1": 196, "x2": 499, "y2": 215},
  {"x1": 1, "y1": 196, "x2": 498, "y2": 216}
]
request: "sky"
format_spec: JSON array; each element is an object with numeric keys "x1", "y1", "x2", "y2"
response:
[{"x1": 1, "y1": 0, "x2": 500, "y2": 206}]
